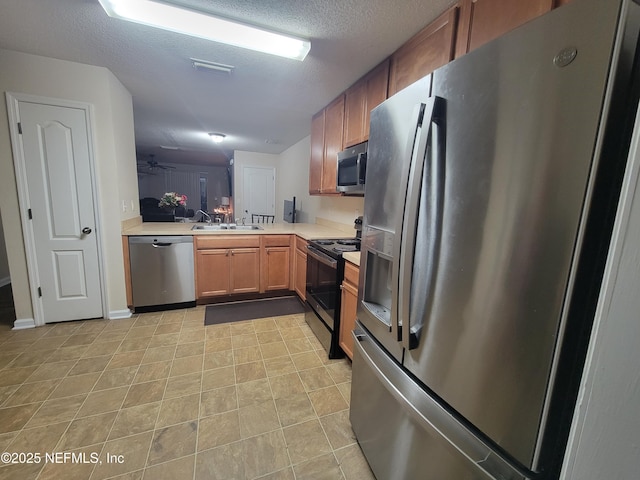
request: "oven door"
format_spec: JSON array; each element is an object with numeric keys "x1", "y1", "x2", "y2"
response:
[{"x1": 305, "y1": 246, "x2": 339, "y2": 329}]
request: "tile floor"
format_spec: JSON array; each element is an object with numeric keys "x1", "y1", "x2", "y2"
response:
[{"x1": 0, "y1": 306, "x2": 376, "y2": 480}]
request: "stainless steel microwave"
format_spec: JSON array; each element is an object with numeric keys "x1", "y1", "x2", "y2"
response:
[{"x1": 336, "y1": 141, "x2": 367, "y2": 194}]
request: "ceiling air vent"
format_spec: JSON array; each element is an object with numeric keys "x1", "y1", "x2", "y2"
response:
[{"x1": 190, "y1": 58, "x2": 235, "y2": 75}]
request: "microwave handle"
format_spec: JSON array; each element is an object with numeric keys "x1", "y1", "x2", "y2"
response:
[{"x1": 357, "y1": 151, "x2": 366, "y2": 180}]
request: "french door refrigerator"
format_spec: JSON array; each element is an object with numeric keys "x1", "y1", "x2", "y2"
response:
[{"x1": 350, "y1": 0, "x2": 640, "y2": 479}]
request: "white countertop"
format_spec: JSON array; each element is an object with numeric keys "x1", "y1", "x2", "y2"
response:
[
  {"x1": 343, "y1": 251, "x2": 361, "y2": 267},
  {"x1": 122, "y1": 221, "x2": 354, "y2": 241}
]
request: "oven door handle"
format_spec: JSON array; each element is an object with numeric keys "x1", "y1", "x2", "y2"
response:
[{"x1": 307, "y1": 246, "x2": 338, "y2": 268}]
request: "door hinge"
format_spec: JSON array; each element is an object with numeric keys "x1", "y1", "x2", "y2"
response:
[
  {"x1": 17, "y1": 122, "x2": 22, "y2": 134},
  {"x1": 38, "y1": 287, "x2": 42, "y2": 297},
  {"x1": 28, "y1": 208, "x2": 32, "y2": 220}
]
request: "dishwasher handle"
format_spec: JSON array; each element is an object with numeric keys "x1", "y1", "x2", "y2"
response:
[{"x1": 152, "y1": 242, "x2": 174, "y2": 247}]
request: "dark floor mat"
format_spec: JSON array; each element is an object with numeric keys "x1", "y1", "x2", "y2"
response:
[{"x1": 204, "y1": 296, "x2": 305, "y2": 326}]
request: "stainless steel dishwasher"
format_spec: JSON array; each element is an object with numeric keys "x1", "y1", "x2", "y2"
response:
[{"x1": 128, "y1": 236, "x2": 195, "y2": 311}]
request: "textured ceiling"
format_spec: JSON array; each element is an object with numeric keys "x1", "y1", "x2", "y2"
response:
[{"x1": 0, "y1": 0, "x2": 453, "y2": 165}]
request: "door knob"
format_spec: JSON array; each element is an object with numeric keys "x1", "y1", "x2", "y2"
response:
[{"x1": 82, "y1": 227, "x2": 92, "y2": 234}]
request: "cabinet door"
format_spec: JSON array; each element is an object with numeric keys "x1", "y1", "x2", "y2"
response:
[
  {"x1": 344, "y1": 59, "x2": 390, "y2": 147},
  {"x1": 294, "y1": 243, "x2": 307, "y2": 301},
  {"x1": 344, "y1": 79, "x2": 368, "y2": 148},
  {"x1": 309, "y1": 109, "x2": 325, "y2": 195},
  {"x1": 455, "y1": 0, "x2": 554, "y2": 58},
  {"x1": 229, "y1": 248, "x2": 260, "y2": 294},
  {"x1": 196, "y1": 249, "x2": 231, "y2": 297},
  {"x1": 321, "y1": 95, "x2": 345, "y2": 194},
  {"x1": 263, "y1": 246, "x2": 291, "y2": 291},
  {"x1": 363, "y1": 59, "x2": 390, "y2": 141},
  {"x1": 339, "y1": 280, "x2": 359, "y2": 360},
  {"x1": 389, "y1": 6, "x2": 458, "y2": 96}
]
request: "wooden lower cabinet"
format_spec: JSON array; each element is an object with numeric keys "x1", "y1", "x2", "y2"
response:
[
  {"x1": 339, "y1": 261, "x2": 360, "y2": 360},
  {"x1": 196, "y1": 248, "x2": 260, "y2": 297},
  {"x1": 195, "y1": 235, "x2": 261, "y2": 299},
  {"x1": 197, "y1": 249, "x2": 232, "y2": 297},
  {"x1": 261, "y1": 235, "x2": 292, "y2": 292},
  {"x1": 195, "y1": 234, "x2": 300, "y2": 300},
  {"x1": 293, "y1": 237, "x2": 308, "y2": 300},
  {"x1": 229, "y1": 248, "x2": 260, "y2": 294}
]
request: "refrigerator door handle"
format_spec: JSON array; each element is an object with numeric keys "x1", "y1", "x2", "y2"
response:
[
  {"x1": 399, "y1": 96, "x2": 444, "y2": 350},
  {"x1": 391, "y1": 102, "x2": 428, "y2": 342}
]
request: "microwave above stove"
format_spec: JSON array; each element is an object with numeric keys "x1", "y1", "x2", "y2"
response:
[{"x1": 336, "y1": 141, "x2": 367, "y2": 195}]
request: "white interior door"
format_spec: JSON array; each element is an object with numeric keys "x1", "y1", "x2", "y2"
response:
[
  {"x1": 243, "y1": 166, "x2": 275, "y2": 218},
  {"x1": 15, "y1": 99, "x2": 103, "y2": 323}
]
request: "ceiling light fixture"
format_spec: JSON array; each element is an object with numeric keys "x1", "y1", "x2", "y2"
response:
[
  {"x1": 97, "y1": 0, "x2": 311, "y2": 61},
  {"x1": 209, "y1": 133, "x2": 226, "y2": 143}
]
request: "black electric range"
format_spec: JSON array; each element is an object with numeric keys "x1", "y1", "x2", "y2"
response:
[{"x1": 305, "y1": 238, "x2": 360, "y2": 358}]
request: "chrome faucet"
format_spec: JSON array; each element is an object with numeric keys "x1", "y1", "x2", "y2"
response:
[{"x1": 196, "y1": 210, "x2": 211, "y2": 223}]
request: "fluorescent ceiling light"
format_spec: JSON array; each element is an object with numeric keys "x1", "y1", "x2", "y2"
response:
[
  {"x1": 209, "y1": 133, "x2": 226, "y2": 143},
  {"x1": 98, "y1": 0, "x2": 311, "y2": 61}
]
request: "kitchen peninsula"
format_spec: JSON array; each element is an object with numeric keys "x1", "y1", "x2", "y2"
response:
[{"x1": 122, "y1": 220, "x2": 357, "y2": 310}]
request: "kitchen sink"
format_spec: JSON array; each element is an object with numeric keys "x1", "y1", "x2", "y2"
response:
[{"x1": 191, "y1": 224, "x2": 263, "y2": 231}]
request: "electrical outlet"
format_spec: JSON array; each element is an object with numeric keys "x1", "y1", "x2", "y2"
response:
[{"x1": 122, "y1": 200, "x2": 127, "y2": 213}]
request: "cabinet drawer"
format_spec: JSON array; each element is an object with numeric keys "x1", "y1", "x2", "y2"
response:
[
  {"x1": 344, "y1": 261, "x2": 360, "y2": 287},
  {"x1": 296, "y1": 236, "x2": 308, "y2": 251},
  {"x1": 262, "y1": 235, "x2": 291, "y2": 247},
  {"x1": 196, "y1": 235, "x2": 260, "y2": 250}
]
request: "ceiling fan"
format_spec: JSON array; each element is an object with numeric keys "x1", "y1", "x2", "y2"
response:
[{"x1": 137, "y1": 154, "x2": 176, "y2": 174}]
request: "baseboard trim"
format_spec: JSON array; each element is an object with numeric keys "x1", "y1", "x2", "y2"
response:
[
  {"x1": 108, "y1": 309, "x2": 132, "y2": 320},
  {"x1": 12, "y1": 318, "x2": 35, "y2": 330},
  {"x1": 0, "y1": 277, "x2": 10, "y2": 288}
]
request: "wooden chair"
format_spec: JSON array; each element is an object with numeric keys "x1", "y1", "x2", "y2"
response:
[{"x1": 251, "y1": 214, "x2": 275, "y2": 223}]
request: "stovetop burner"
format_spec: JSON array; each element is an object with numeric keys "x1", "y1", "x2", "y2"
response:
[
  {"x1": 309, "y1": 238, "x2": 360, "y2": 259},
  {"x1": 337, "y1": 239, "x2": 359, "y2": 246}
]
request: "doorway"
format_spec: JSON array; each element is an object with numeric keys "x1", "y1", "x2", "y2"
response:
[
  {"x1": 7, "y1": 93, "x2": 105, "y2": 325},
  {"x1": 242, "y1": 166, "x2": 275, "y2": 221}
]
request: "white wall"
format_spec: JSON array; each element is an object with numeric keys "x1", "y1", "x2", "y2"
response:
[
  {"x1": 560, "y1": 108, "x2": 640, "y2": 480},
  {"x1": 0, "y1": 48, "x2": 138, "y2": 323},
  {"x1": 0, "y1": 209, "x2": 10, "y2": 287},
  {"x1": 234, "y1": 138, "x2": 365, "y2": 229},
  {"x1": 272, "y1": 135, "x2": 365, "y2": 229}
]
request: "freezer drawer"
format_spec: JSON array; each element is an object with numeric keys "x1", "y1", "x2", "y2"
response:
[
  {"x1": 128, "y1": 236, "x2": 195, "y2": 310},
  {"x1": 350, "y1": 323, "x2": 528, "y2": 480}
]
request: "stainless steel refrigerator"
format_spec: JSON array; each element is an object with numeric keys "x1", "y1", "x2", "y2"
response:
[{"x1": 350, "y1": 0, "x2": 640, "y2": 479}]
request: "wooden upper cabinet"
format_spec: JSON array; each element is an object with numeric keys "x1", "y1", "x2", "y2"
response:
[
  {"x1": 455, "y1": 0, "x2": 554, "y2": 58},
  {"x1": 344, "y1": 80, "x2": 367, "y2": 148},
  {"x1": 344, "y1": 59, "x2": 390, "y2": 147},
  {"x1": 389, "y1": 6, "x2": 458, "y2": 97},
  {"x1": 309, "y1": 109, "x2": 325, "y2": 195},
  {"x1": 321, "y1": 95, "x2": 345, "y2": 194},
  {"x1": 309, "y1": 95, "x2": 344, "y2": 195}
]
